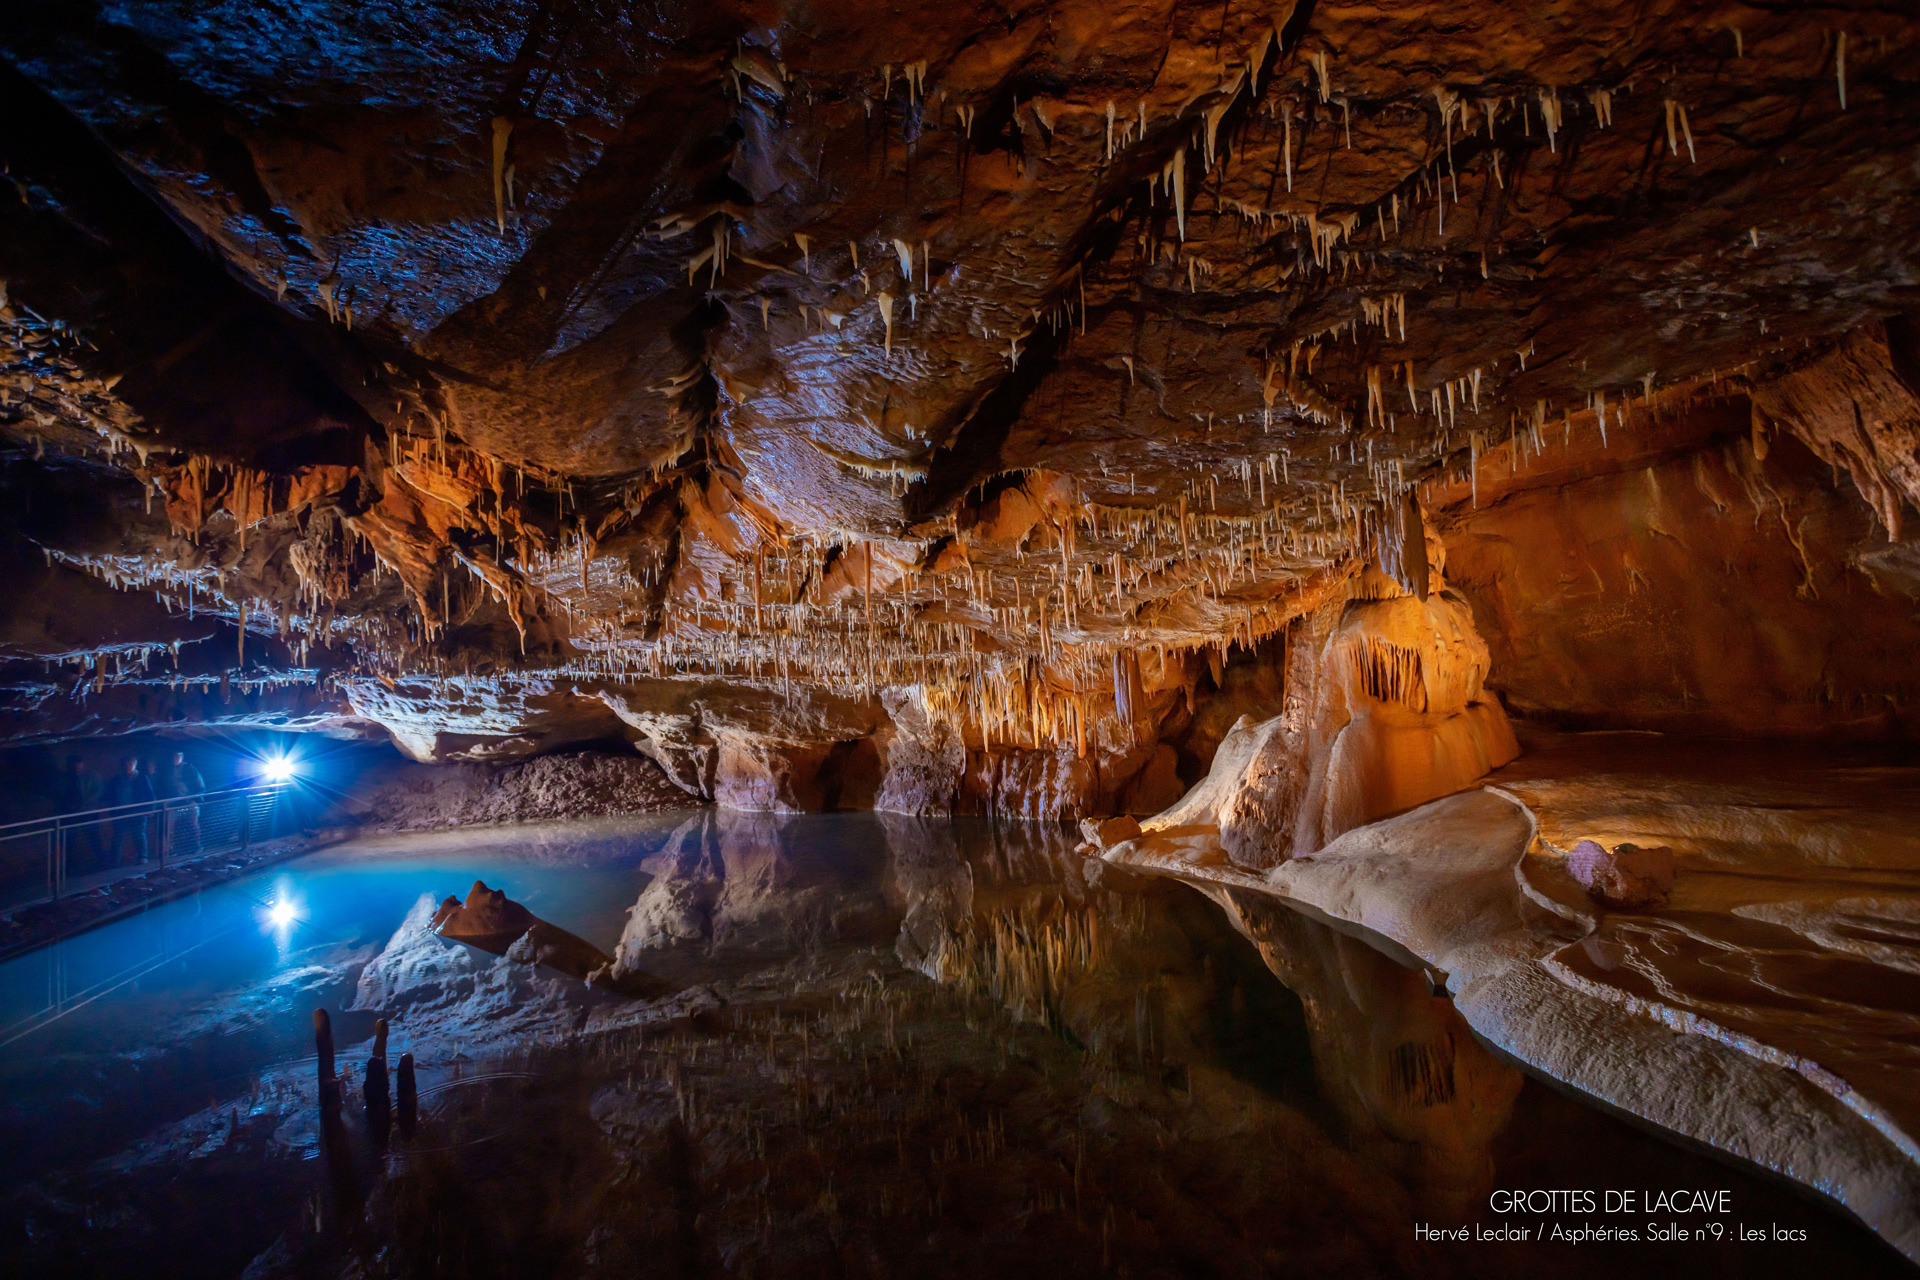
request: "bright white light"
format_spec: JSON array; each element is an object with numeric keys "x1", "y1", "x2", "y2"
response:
[
  {"x1": 262, "y1": 756, "x2": 298, "y2": 782},
  {"x1": 268, "y1": 900, "x2": 297, "y2": 926}
]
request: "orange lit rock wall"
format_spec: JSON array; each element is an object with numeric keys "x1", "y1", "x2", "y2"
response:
[{"x1": 1442, "y1": 406, "x2": 1920, "y2": 738}]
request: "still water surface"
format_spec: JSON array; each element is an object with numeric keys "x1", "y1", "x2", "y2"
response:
[{"x1": 0, "y1": 810, "x2": 1907, "y2": 1279}]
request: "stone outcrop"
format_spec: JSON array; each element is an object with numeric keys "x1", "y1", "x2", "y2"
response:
[
  {"x1": 1158, "y1": 529, "x2": 1518, "y2": 871},
  {"x1": 433, "y1": 878, "x2": 667, "y2": 995},
  {"x1": 1565, "y1": 839, "x2": 1675, "y2": 909}
]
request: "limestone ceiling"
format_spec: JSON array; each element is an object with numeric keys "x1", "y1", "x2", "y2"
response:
[{"x1": 1, "y1": 0, "x2": 1917, "y2": 739}]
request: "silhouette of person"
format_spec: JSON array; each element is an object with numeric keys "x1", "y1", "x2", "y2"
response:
[
  {"x1": 160, "y1": 750, "x2": 206, "y2": 855},
  {"x1": 108, "y1": 756, "x2": 155, "y2": 865},
  {"x1": 59, "y1": 756, "x2": 106, "y2": 872}
]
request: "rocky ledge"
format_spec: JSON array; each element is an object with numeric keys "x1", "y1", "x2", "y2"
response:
[{"x1": 1102, "y1": 722, "x2": 1920, "y2": 1263}]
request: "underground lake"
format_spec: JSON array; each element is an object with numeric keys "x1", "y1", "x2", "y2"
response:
[{"x1": 1, "y1": 810, "x2": 1910, "y2": 1279}]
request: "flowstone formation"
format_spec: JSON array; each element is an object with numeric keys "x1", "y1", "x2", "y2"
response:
[{"x1": 1, "y1": 2, "x2": 1917, "y2": 814}]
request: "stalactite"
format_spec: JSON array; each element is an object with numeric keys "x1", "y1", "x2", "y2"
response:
[{"x1": 491, "y1": 118, "x2": 513, "y2": 234}]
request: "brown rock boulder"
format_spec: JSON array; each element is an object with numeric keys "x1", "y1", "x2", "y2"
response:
[
  {"x1": 1567, "y1": 840, "x2": 1676, "y2": 909},
  {"x1": 431, "y1": 880, "x2": 537, "y2": 949},
  {"x1": 1077, "y1": 815, "x2": 1142, "y2": 850},
  {"x1": 434, "y1": 879, "x2": 670, "y2": 996}
]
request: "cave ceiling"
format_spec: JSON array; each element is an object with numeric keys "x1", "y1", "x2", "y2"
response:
[{"x1": 2, "y1": 0, "x2": 1918, "y2": 747}]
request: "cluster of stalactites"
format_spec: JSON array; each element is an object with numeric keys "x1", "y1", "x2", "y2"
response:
[{"x1": 0, "y1": 297, "x2": 143, "y2": 458}]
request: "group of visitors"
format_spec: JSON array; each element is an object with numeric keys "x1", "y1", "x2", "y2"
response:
[{"x1": 56, "y1": 751, "x2": 207, "y2": 869}]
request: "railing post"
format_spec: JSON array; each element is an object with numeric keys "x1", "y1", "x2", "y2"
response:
[{"x1": 241, "y1": 788, "x2": 251, "y2": 853}]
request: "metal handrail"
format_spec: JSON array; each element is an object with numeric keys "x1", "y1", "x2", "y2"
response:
[
  {"x1": 0, "y1": 780, "x2": 298, "y2": 908},
  {"x1": 0, "y1": 781, "x2": 283, "y2": 837}
]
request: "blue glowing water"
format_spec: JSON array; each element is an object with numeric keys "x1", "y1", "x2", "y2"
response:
[{"x1": 0, "y1": 811, "x2": 711, "y2": 1182}]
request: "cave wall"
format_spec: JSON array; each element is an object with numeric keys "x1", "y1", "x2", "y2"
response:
[
  {"x1": 314, "y1": 641, "x2": 1292, "y2": 818},
  {"x1": 1440, "y1": 399, "x2": 1920, "y2": 738}
]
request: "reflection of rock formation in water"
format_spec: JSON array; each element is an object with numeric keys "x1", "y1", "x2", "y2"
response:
[
  {"x1": 1210, "y1": 889, "x2": 1522, "y2": 1218},
  {"x1": 611, "y1": 810, "x2": 897, "y2": 976},
  {"x1": 882, "y1": 812, "x2": 1311, "y2": 1091},
  {"x1": 882, "y1": 813, "x2": 973, "y2": 979},
  {"x1": 888, "y1": 815, "x2": 1094, "y2": 981}
]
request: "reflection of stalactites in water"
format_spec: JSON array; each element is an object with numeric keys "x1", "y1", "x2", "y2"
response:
[
  {"x1": 1133, "y1": 988, "x2": 1155, "y2": 1071},
  {"x1": 1387, "y1": 1033, "x2": 1456, "y2": 1107},
  {"x1": 397, "y1": 1052, "x2": 418, "y2": 1137},
  {"x1": 1211, "y1": 888, "x2": 1521, "y2": 1218},
  {"x1": 935, "y1": 898, "x2": 1145, "y2": 1032},
  {"x1": 319, "y1": 1078, "x2": 365, "y2": 1237}
]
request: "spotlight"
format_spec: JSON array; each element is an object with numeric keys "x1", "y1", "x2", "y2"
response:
[
  {"x1": 268, "y1": 900, "x2": 297, "y2": 926},
  {"x1": 262, "y1": 756, "x2": 299, "y2": 783}
]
